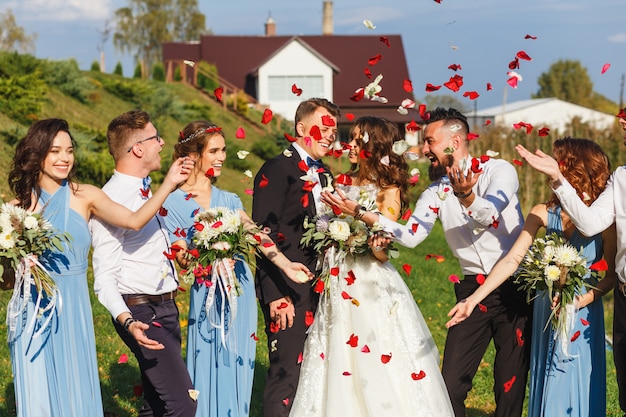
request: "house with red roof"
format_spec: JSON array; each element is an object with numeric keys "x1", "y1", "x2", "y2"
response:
[{"x1": 162, "y1": 2, "x2": 418, "y2": 141}]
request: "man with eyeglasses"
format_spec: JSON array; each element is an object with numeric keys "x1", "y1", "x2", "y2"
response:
[{"x1": 91, "y1": 110, "x2": 197, "y2": 416}]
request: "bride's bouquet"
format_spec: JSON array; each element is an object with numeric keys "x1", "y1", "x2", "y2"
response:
[
  {"x1": 301, "y1": 191, "x2": 397, "y2": 294},
  {"x1": 0, "y1": 203, "x2": 70, "y2": 340},
  {"x1": 514, "y1": 232, "x2": 594, "y2": 340}
]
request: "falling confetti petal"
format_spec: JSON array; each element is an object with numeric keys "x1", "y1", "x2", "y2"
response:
[
  {"x1": 118, "y1": 353, "x2": 129, "y2": 364},
  {"x1": 363, "y1": 19, "x2": 376, "y2": 30},
  {"x1": 236, "y1": 127, "x2": 245, "y2": 139},
  {"x1": 601, "y1": 63, "x2": 611, "y2": 74}
]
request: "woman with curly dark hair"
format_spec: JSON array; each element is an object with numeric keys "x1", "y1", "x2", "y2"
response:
[
  {"x1": 7, "y1": 118, "x2": 192, "y2": 417},
  {"x1": 290, "y1": 117, "x2": 454, "y2": 416},
  {"x1": 448, "y1": 137, "x2": 616, "y2": 417}
]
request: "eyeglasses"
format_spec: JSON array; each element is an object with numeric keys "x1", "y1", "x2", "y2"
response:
[{"x1": 127, "y1": 133, "x2": 163, "y2": 152}]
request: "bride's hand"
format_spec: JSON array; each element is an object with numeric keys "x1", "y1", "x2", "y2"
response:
[{"x1": 321, "y1": 190, "x2": 357, "y2": 215}]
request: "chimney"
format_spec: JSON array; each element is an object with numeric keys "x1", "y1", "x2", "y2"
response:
[
  {"x1": 322, "y1": 1, "x2": 333, "y2": 35},
  {"x1": 265, "y1": 15, "x2": 276, "y2": 36}
]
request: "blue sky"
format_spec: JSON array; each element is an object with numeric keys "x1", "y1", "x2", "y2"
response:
[{"x1": 6, "y1": 0, "x2": 626, "y2": 111}]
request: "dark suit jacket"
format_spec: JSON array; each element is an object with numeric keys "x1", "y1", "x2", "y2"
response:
[{"x1": 252, "y1": 145, "x2": 331, "y2": 306}]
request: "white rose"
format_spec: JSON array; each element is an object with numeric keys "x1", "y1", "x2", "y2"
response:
[
  {"x1": 328, "y1": 219, "x2": 351, "y2": 242},
  {"x1": 23, "y1": 215, "x2": 39, "y2": 230}
]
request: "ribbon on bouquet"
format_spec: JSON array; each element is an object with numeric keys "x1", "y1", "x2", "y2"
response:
[
  {"x1": 205, "y1": 258, "x2": 239, "y2": 348},
  {"x1": 6, "y1": 255, "x2": 61, "y2": 343},
  {"x1": 554, "y1": 301, "x2": 578, "y2": 358}
]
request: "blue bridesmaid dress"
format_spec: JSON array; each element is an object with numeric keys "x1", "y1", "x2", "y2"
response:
[
  {"x1": 164, "y1": 187, "x2": 257, "y2": 417},
  {"x1": 527, "y1": 206, "x2": 605, "y2": 416},
  {"x1": 9, "y1": 181, "x2": 103, "y2": 416}
]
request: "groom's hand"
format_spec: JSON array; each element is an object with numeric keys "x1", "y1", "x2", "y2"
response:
[{"x1": 269, "y1": 296, "x2": 295, "y2": 330}]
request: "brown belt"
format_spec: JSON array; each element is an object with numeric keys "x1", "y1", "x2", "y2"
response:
[{"x1": 124, "y1": 290, "x2": 178, "y2": 307}]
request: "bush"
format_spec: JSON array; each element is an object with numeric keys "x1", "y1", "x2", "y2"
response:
[
  {"x1": 42, "y1": 59, "x2": 94, "y2": 104},
  {"x1": 91, "y1": 61, "x2": 100, "y2": 72},
  {"x1": 224, "y1": 142, "x2": 251, "y2": 171},
  {"x1": 133, "y1": 63, "x2": 142, "y2": 79},
  {"x1": 113, "y1": 62, "x2": 123, "y2": 76},
  {"x1": 152, "y1": 62, "x2": 165, "y2": 82},
  {"x1": 0, "y1": 52, "x2": 48, "y2": 123},
  {"x1": 197, "y1": 61, "x2": 219, "y2": 91},
  {"x1": 251, "y1": 138, "x2": 280, "y2": 161}
]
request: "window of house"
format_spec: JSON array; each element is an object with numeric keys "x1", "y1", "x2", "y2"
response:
[{"x1": 268, "y1": 76, "x2": 324, "y2": 100}]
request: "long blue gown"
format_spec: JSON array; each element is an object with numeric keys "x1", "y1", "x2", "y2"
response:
[
  {"x1": 8, "y1": 181, "x2": 103, "y2": 417},
  {"x1": 164, "y1": 187, "x2": 256, "y2": 417},
  {"x1": 527, "y1": 206, "x2": 605, "y2": 416}
]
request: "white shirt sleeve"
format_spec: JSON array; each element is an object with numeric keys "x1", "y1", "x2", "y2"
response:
[
  {"x1": 465, "y1": 160, "x2": 519, "y2": 227},
  {"x1": 552, "y1": 173, "x2": 616, "y2": 236},
  {"x1": 378, "y1": 187, "x2": 437, "y2": 248}
]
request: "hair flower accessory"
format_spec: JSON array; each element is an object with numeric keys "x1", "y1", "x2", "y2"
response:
[{"x1": 179, "y1": 126, "x2": 223, "y2": 144}]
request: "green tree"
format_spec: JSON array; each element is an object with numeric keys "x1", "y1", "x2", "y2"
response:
[
  {"x1": 113, "y1": 0, "x2": 206, "y2": 78},
  {"x1": 533, "y1": 59, "x2": 593, "y2": 106},
  {"x1": 0, "y1": 9, "x2": 37, "y2": 53},
  {"x1": 90, "y1": 60, "x2": 100, "y2": 72},
  {"x1": 422, "y1": 94, "x2": 468, "y2": 113},
  {"x1": 113, "y1": 61, "x2": 124, "y2": 76},
  {"x1": 152, "y1": 62, "x2": 165, "y2": 81}
]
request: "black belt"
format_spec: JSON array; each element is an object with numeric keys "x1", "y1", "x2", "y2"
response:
[{"x1": 124, "y1": 290, "x2": 177, "y2": 307}]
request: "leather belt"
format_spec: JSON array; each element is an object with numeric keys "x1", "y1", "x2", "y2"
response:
[{"x1": 124, "y1": 290, "x2": 177, "y2": 307}]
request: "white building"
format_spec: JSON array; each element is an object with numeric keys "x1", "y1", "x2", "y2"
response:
[{"x1": 466, "y1": 98, "x2": 616, "y2": 133}]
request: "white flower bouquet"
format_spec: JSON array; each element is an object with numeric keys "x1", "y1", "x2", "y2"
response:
[
  {"x1": 514, "y1": 232, "x2": 595, "y2": 335},
  {"x1": 301, "y1": 191, "x2": 397, "y2": 294},
  {"x1": 0, "y1": 203, "x2": 70, "y2": 340},
  {"x1": 178, "y1": 207, "x2": 260, "y2": 292}
]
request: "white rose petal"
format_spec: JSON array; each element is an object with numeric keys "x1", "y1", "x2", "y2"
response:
[
  {"x1": 237, "y1": 150, "x2": 250, "y2": 159},
  {"x1": 363, "y1": 19, "x2": 376, "y2": 30}
]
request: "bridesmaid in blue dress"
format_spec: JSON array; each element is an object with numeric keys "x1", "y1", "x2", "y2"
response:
[
  {"x1": 163, "y1": 121, "x2": 311, "y2": 417},
  {"x1": 447, "y1": 138, "x2": 616, "y2": 416},
  {"x1": 7, "y1": 118, "x2": 193, "y2": 416}
]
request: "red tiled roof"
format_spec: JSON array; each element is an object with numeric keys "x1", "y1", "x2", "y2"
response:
[{"x1": 163, "y1": 34, "x2": 416, "y2": 123}]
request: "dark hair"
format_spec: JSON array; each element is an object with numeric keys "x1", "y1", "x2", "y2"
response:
[
  {"x1": 293, "y1": 98, "x2": 340, "y2": 134},
  {"x1": 106, "y1": 110, "x2": 151, "y2": 160},
  {"x1": 9, "y1": 119, "x2": 78, "y2": 209},
  {"x1": 424, "y1": 107, "x2": 469, "y2": 138},
  {"x1": 547, "y1": 137, "x2": 611, "y2": 208},
  {"x1": 347, "y1": 117, "x2": 410, "y2": 212},
  {"x1": 174, "y1": 120, "x2": 224, "y2": 183}
]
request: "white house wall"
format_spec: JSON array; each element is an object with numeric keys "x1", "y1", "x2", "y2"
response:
[
  {"x1": 257, "y1": 40, "x2": 334, "y2": 120},
  {"x1": 494, "y1": 100, "x2": 614, "y2": 133}
]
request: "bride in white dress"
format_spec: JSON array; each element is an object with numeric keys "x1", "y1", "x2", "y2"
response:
[{"x1": 290, "y1": 117, "x2": 453, "y2": 417}]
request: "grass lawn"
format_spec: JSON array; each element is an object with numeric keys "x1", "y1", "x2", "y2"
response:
[{"x1": 0, "y1": 222, "x2": 621, "y2": 416}]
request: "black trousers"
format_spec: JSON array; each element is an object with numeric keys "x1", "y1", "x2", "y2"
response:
[
  {"x1": 260, "y1": 293, "x2": 318, "y2": 417},
  {"x1": 113, "y1": 299, "x2": 196, "y2": 417},
  {"x1": 442, "y1": 276, "x2": 532, "y2": 417},
  {"x1": 614, "y1": 282, "x2": 626, "y2": 415}
]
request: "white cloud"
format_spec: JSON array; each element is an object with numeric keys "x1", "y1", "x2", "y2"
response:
[
  {"x1": 608, "y1": 32, "x2": 626, "y2": 43},
  {"x1": 9, "y1": 0, "x2": 110, "y2": 22}
]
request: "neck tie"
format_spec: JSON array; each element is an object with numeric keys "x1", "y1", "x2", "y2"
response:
[{"x1": 306, "y1": 156, "x2": 324, "y2": 170}]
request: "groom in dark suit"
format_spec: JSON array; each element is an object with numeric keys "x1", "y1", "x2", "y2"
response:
[{"x1": 253, "y1": 97, "x2": 340, "y2": 417}]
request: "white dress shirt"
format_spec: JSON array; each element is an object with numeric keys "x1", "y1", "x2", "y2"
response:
[
  {"x1": 378, "y1": 156, "x2": 524, "y2": 275},
  {"x1": 292, "y1": 142, "x2": 326, "y2": 213},
  {"x1": 90, "y1": 171, "x2": 178, "y2": 319},
  {"x1": 553, "y1": 166, "x2": 626, "y2": 282}
]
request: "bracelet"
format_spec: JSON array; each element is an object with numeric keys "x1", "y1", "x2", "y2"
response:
[
  {"x1": 123, "y1": 316, "x2": 137, "y2": 332},
  {"x1": 353, "y1": 205, "x2": 366, "y2": 220},
  {"x1": 453, "y1": 189, "x2": 473, "y2": 199}
]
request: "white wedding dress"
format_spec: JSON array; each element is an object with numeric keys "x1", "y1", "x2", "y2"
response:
[{"x1": 290, "y1": 184, "x2": 453, "y2": 417}]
